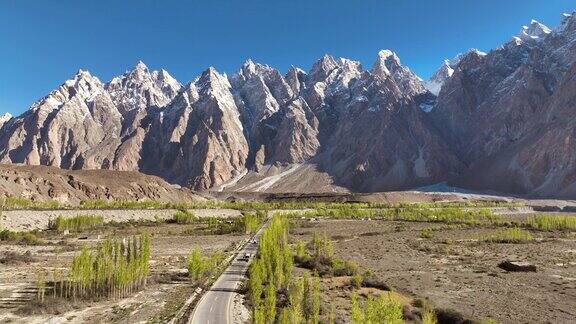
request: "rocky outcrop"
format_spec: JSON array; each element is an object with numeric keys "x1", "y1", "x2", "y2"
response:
[
  {"x1": 431, "y1": 13, "x2": 576, "y2": 197},
  {"x1": 321, "y1": 51, "x2": 461, "y2": 191},
  {"x1": 141, "y1": 68, "x2": 249, "y2": 190},
  {"x1": 0, "y1": 70, "x2": 123, "y2": 169},
  {"x1": 2, "y1": 11, "x2": 576, "y2": 197}
]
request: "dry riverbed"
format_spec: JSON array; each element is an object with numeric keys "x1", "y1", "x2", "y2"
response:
[{"x1": 0, "y1": 208, "x2": 242, "y2": 232}]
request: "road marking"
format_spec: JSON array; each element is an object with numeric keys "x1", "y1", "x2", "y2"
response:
[{"x1": 210, "y1": 305, "x2": 214, "y2": 313}]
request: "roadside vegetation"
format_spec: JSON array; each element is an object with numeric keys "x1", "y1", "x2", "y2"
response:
[
  {"x1": 182, "y1": 211, "x2": 266, "y2": 235},
  {"x1": 248, "y1": 215, "x2": 325, "y2": 323},
  {"x1": 187, "y1": 248, "x2": 225, "y2": 282},
  {"x1": 248, "y1": 214, "x2": 442, "y2": 323}
]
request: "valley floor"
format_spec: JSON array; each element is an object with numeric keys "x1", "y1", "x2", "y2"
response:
[
  {"x1": 0, "y1": 218, "x2": 248, "y2": 323},
  {"x1": 290, "y1": 218, "x2": 576, "y2": 323}
]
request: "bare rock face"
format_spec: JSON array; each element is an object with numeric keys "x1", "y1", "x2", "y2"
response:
[
  {"x1": 106, "y1": 62, "x2": 181, "y2": 171},
  {"x1": 432, "y1": 13, "x2": 576, "y2": 197},
  {"x1": 0, "y1": 70, "x2": 123, "y2": 169},
  {"x1": 106, "y1": 61, "x2": 181, "y2": 116},
  {"x1": 141, "y1": 68, "x2": 249, "y2": 190},
  {"x1": 231, "y1": 60, "x2": 319, "y2": 166},
  {"x1": 321, "y1": 51, "x2": 461, "y2": 191},
  {"x1": 2, "y1": 12, "x2": 576, "y2": 197}
]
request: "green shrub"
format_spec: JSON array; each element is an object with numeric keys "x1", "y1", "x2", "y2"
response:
[
  {"x1": 48, "y1": 215, "x2": 104, "y2": 232},
  {"x1": 525, "y1": 214, "x2": 576, "y2": 231},
  {"x1": 173, "y1": 210, "x2": 197, "y2": 224},
  {"x1": 79, "y1": 199, "x2": 168, "y2": 210},
  {"x1": 187, "y1": 248, "x2": 224, "y2": 281},
  {"x1": 0, "y1": 229, "x2": 41, "y2": 245},
  {"x1": 244, "y1": 212, "x2": 265, "y2": 234},
  {"x1": 420, "y1": 228, "x2": 435, "y2": 239},
  {"x1": 0, "y1": 197, "x2": 61, "y2": 210},
  {"x1": 422, "y1": 308, "x2": 438, "y2": 324},
  {"x1": 484, "y1": 228, "x2": 533, "y2": 243},
  {"x1": 352, "y1": 272, "x2": 363, "y2": 288},
  {"x1": 351, "y1": 292, "x2": 404, "y2": 323}
]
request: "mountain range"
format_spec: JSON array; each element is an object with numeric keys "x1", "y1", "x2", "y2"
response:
[{"x1": 1, "y1": 12, "x2": 575, "y2": 198}]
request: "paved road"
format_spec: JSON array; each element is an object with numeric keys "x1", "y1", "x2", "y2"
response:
[{"x1": 188, "y1": 222, "x2": 268, "y2": 324}]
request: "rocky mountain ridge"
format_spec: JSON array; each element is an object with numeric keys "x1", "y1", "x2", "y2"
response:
[{"x1": 1, "y1": 12, "x2": 575, "y2": 198}]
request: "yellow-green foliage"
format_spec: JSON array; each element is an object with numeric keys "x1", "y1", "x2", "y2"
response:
[
  {"x1": 484, "y1": 228, "x2": 533, "y2": 243},
  {"x1": 352, "y1": 272, "x2": 363, "y2": 288},
  {"x1": 0, "y1": 197, "x2": 61, "y2": 210},
  {"x1": 199, "y1": 217, "x2": 246, "y2": 234},
  {"x1": 294, "y1": 232, "x2": 357, "y2": 277},
  {"x1": 525, "y1": 214, "x2": 576, "y2": 231},
  {"x1": 53, "y1": 234, "x2": 150, "y2": 300},
  {"x1": 420, "y1": 228, "x2": 435, "y2": 239},
  {"x1": 173, "y1": 210, "x2": 197, "y2": 224},
  {"x1": 0, "y1": 195, "x2": 523, "y2": 211},
  {"x1": 186, "y1": 248, "x2": 224, "y2": 281},
  {"x1": 479, "y1": 319, "x2": 497, "y2": 324},
  {"x1": 422, "y1": 308, "x2": 438, "y2": 324},
  {"x1": 393, "y1": 207, "x2": 492, "y2": 225},
  {"x1": 79, "y1": 199, "x2": 168, "y2": 210},
  {"x1": 248, "y1": 215, "x2": 294, "y2": 321},
  {"x1": 187, "y1": 248, "x2": 205, "y2": 280},
  {"x1": 244, "y1": 211, "x2": 265, "y2": 234},
  {"x1": 294, "y1": 240, "x2": 307, "y2": 261},
  {"x1": 36, "y1": 270, "x2": 46, "y2": 303},
  {"x1": 283, "y1": 205, "x2": 499, "y2": 226},
  {"x1": 49, "y1": 215, "x2": 104, "y2": 232},
  {"x1": 351, "y1": 292, "x2": 404, "y2": 324},
  {"x1": 312, "y1": 232, "x2": 334, "y2": 260}
]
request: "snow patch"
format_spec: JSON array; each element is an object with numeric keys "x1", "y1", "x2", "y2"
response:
[{"x1": 419, "y1": 103, "x2": 434, "y2": 113}]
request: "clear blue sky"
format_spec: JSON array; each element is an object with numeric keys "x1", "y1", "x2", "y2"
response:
[{"x1": 0, "y1": 0, "x2": 574, "y2": 115}]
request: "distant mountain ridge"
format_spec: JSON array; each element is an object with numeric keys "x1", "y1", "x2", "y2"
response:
[{"x1": 1, "y1": 11, "x2": 575, "y2": 198}]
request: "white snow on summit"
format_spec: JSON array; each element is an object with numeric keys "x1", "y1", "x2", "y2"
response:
[
  {"x1": 0, "y1": 113, "x2": 12, "y2": 129},
  {"x1": 513, "y1": 19, "x2": 551, "y2": 43},
  {"x1": 424, "y1": 49, "x2": 485, "y2": 96}
]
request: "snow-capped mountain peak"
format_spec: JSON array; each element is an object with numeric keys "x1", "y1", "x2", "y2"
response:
[
  {"x1": 424, "y1": 49, "x2": 486, "y2": 96},
  {"x1": 372, "y1": 49, "x2": 399, "y2": 77},
  {"x1": 517, "y1": 19, "x2": 551, "y2": 42},
  {"x1": 106, "y1": 62, "x2": 181, "y2": 114},
  {"x1": 372, "y1": 49, "x2": 425, "y2": 96},
  {"x1": 135, "y1": 60, "x2": 148, "y2": 70},
  {"x1": 424, "y1": 60, "x2": 454, "y2": 96},
  {"x1": 0, "y1": 113, "x2": 13, "y2": 129},
  {"x1": 309, "y1": 54, "x2": 339, "y2": 82}
]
